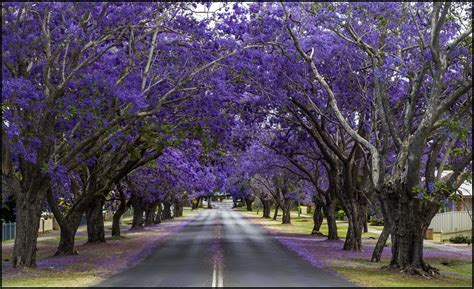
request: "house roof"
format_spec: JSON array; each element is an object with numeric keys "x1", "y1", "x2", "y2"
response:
[{"x1": 440, "y1": 170, "x2": 472, "y2": 197}]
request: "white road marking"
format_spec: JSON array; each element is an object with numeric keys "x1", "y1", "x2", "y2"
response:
[{"x1": 212, "y1": 264, "x2": 217, "y2": 287}]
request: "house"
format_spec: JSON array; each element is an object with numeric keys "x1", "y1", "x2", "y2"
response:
[
  {"x1": 438, "y1": 170, "x2": 472, "y2": 213},
  {"x1": 454, "y1": 179, "x2": 472, "y2": 212},
  {"x1": 428, "y1": 171, "x2": 472, "y2": 241}
]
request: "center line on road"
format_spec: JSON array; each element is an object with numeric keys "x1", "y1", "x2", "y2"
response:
[
  {"x1": 217, "y1": 265, "x2": 223, "y2": 287},
  {"x1": 212, "y1": 263, "x2": 223, "y2": 287},
  {"x1": 212, "y1": 264, "x2": 217, "y2": 287}
]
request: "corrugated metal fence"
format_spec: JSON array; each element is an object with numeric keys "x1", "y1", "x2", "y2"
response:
[
  {"x1": 2, "y1": 222, "x2": 16, "y2": 241},
  {"x1": 428, "y1": 211, "x2": 472, "y2": 233}
]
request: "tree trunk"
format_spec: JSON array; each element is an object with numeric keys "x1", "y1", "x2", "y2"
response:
[
  {"x1": 86, "y1": 196, "x2": 106, "y2": 243},
  {"x1": 154, "y1": 201, "x2": 162, "y2": 224},
  {"x1": 12, "y1": 191, "x2": 43, "y2": 268},
  {"x1": 371, "y1": 196, "x2": 393, "y2": 262},
  {"x1": 131, "y1": 195, "x2": 145, "y2": 228},
  {"x1": 162, "y1": 201, "x2": 173, "y2": 220},
  {"x1": 343, "y1": 201, "x2": 363, "y2": 251},
  {"x1": 47, "y1": 189, "x2": 90, "y2": 255},
  {"x1": 311, "y1": 200, "x2": 324, "y2": 235},
  {"x1": 281, "y1": 198, "x2": 291, "y2": 224},
  {"x1": 53, "y1": 207, "x2": 84, "y2": 255},
  {"x1": 262, "y1": 199, "x2": 271, "y2": 218},
  {"x1": 245, "y1": 196, "x2": 254, "y2": 211},
  {"x1": 207, "y1": 197, "x2": 212, "y2": 209},
  {"x1": 111, "y1": 202, "x2": 127, "y2": 237},
  {"x1": 173, "y1": 199, "x2": 183, "y2": 217},
  {"x1": 56, "y1": 226, "x2": 78, "y2": 255},
  {"x1": 145, "y1": 203, "x2": 157, "y2": 226},
  {"x1": 323, "y1": 194, "x2": 338, "y2": 240},
  {"x1": 273, "y1": 205, "x2": 279, "y2": 220},
  {"x1": 371, "y1": 223, "x2": 391, "y2": 262},
  {"x1": 112, "y1": 184, "x2": 128, "y2": 237},
  {"x1": 383, "y1": 185, "x2": 440, "y2": 276}
]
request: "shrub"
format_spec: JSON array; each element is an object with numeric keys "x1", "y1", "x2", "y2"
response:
[
  {"x1": 370, "y1": 218, "x2": 384, "y2": 226},
  {"x1": 337, "y1": 209, "x2": 345, "y2": 220},
  {"x1": 449, "y1": 235, "x2": 472, "y2": 244}
]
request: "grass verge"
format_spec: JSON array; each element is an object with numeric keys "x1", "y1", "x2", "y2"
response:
[
  {"x1": 239, "y1": 209, "x2": 472, "y2": 287},
  {"x1": 2, "y1": 208, "x2": 202, "y2": 287}
]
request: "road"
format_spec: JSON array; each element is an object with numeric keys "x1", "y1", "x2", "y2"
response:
[{"x1": 97, "y1": 200, "x2": 355, "y2": 287}]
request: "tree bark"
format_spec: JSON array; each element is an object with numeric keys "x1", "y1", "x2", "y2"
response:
[
  {"x1": 273, "y1": 205, "x2": 279, "y2": 220},
  {"x1": 145, "y1": 203, "x2": 157, "y2": 226},
  {"x1": 130, "y1": 195, "x2": 145, "y2": 228},
  {"x1": 281, "y1": 198, "x2": 291, "y2": 224},
  {"x1": 173, "y1": 199, "x2": 183, "y2": 217},
  {"x1": 85, "y1": 196, "x2": 106, "y2": 243},
  {"x1": 12, "y1": 191, "x2": 43, "y2": 267},
  {"x1": 343, "y1": 200, "x2": 364, "y2": 251},
  {"x1": 154, "y1": 201, "x2": 162, "y2": 224},
  {"x1": 111, "y1": 188, "x2": 128, "y2": 237},
  {"x1": 47, "y1": 188, "x2": 91, "y2": 255},
  {"x1": 371, "y1": 196, "x2": 393, "y2": 262},
  {"x1": 382, "y1": 185, "x2": 440, "y2": 276},
  {"x1": 245, "y1": 195, "x2": 254, "y2": 211},
  {"x1": 371, "y1": 223, "x2": 391, "y2": 262},
  {"x1": 261, "y1": 199, "x2": 271, "y2": 218},
  {"x1": 311, "y1": 199, "x2": 324, "y2": 235},
  {"x1": 162, "y1": 201, "x2": 173, "y2": 220},
  {"x1": 112, "y1": 198, "x2": 127, "y2": 237},
  {"x1": 323, "y1": 193, "x2": 339, "y2": 240}
]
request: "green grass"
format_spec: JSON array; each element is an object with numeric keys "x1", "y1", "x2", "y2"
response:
[
  {"x1": 2, "y1": 208, "x2": 203, "y2": 287},
  {"x1": 243, "y1": 210, "x2": 379, "y2": 239},
  {"x1": 240, "y1": 209, "x2": 471, "y2": 287},
  {"x1": 2, "y1": 271, "x2": 102, "y2": 287},
  {"x1": 329, "y1": 258, "x2": 472, "y2": 287}
]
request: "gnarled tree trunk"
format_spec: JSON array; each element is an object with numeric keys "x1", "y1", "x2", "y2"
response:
[
  {"x1": 86, "y1": 196, "x2": 106, "y2": 243},
  {"x1": 384, "y1": 186, "x2": 440, "y2": 276},
  {"x1": 12, "y1": 189, "x2": 44, "y2": 267}
]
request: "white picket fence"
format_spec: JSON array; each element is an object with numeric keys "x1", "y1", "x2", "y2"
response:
[{"x1": 428, "y1": 211, "x2": 472, "y2": 233}]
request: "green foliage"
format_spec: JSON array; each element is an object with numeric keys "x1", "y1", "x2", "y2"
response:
[
  {"x1": 337, "y1": 209, "x2": 345, "y2": 220},
  {"x1": 449, "y1": 235, "x2": 472, "y2": 244},
  {"x1": 369, "y1": 218, "x2": 384, "y2": 226},
  {"x1": 436, "y1": 119, "x2": 469, "y2": 141}
]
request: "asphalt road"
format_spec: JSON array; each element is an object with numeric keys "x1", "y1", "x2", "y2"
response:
[{"x1": 97, "y1": 200, "x2": 355, "y2": 287}]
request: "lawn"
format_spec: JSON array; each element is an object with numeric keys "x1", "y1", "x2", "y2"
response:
[
  {"x1": 329, "y1": 258, "x2": 472, "y2": 287},
  {"x1": 241, "y1": 209, "x2": 380, "y2": 239},
  {"x1": 239, "y1": 208, "x2": 472, "y2": 288},
  {"x1": 2, "y1": 208, "x2": 202, "y2": 287}
]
